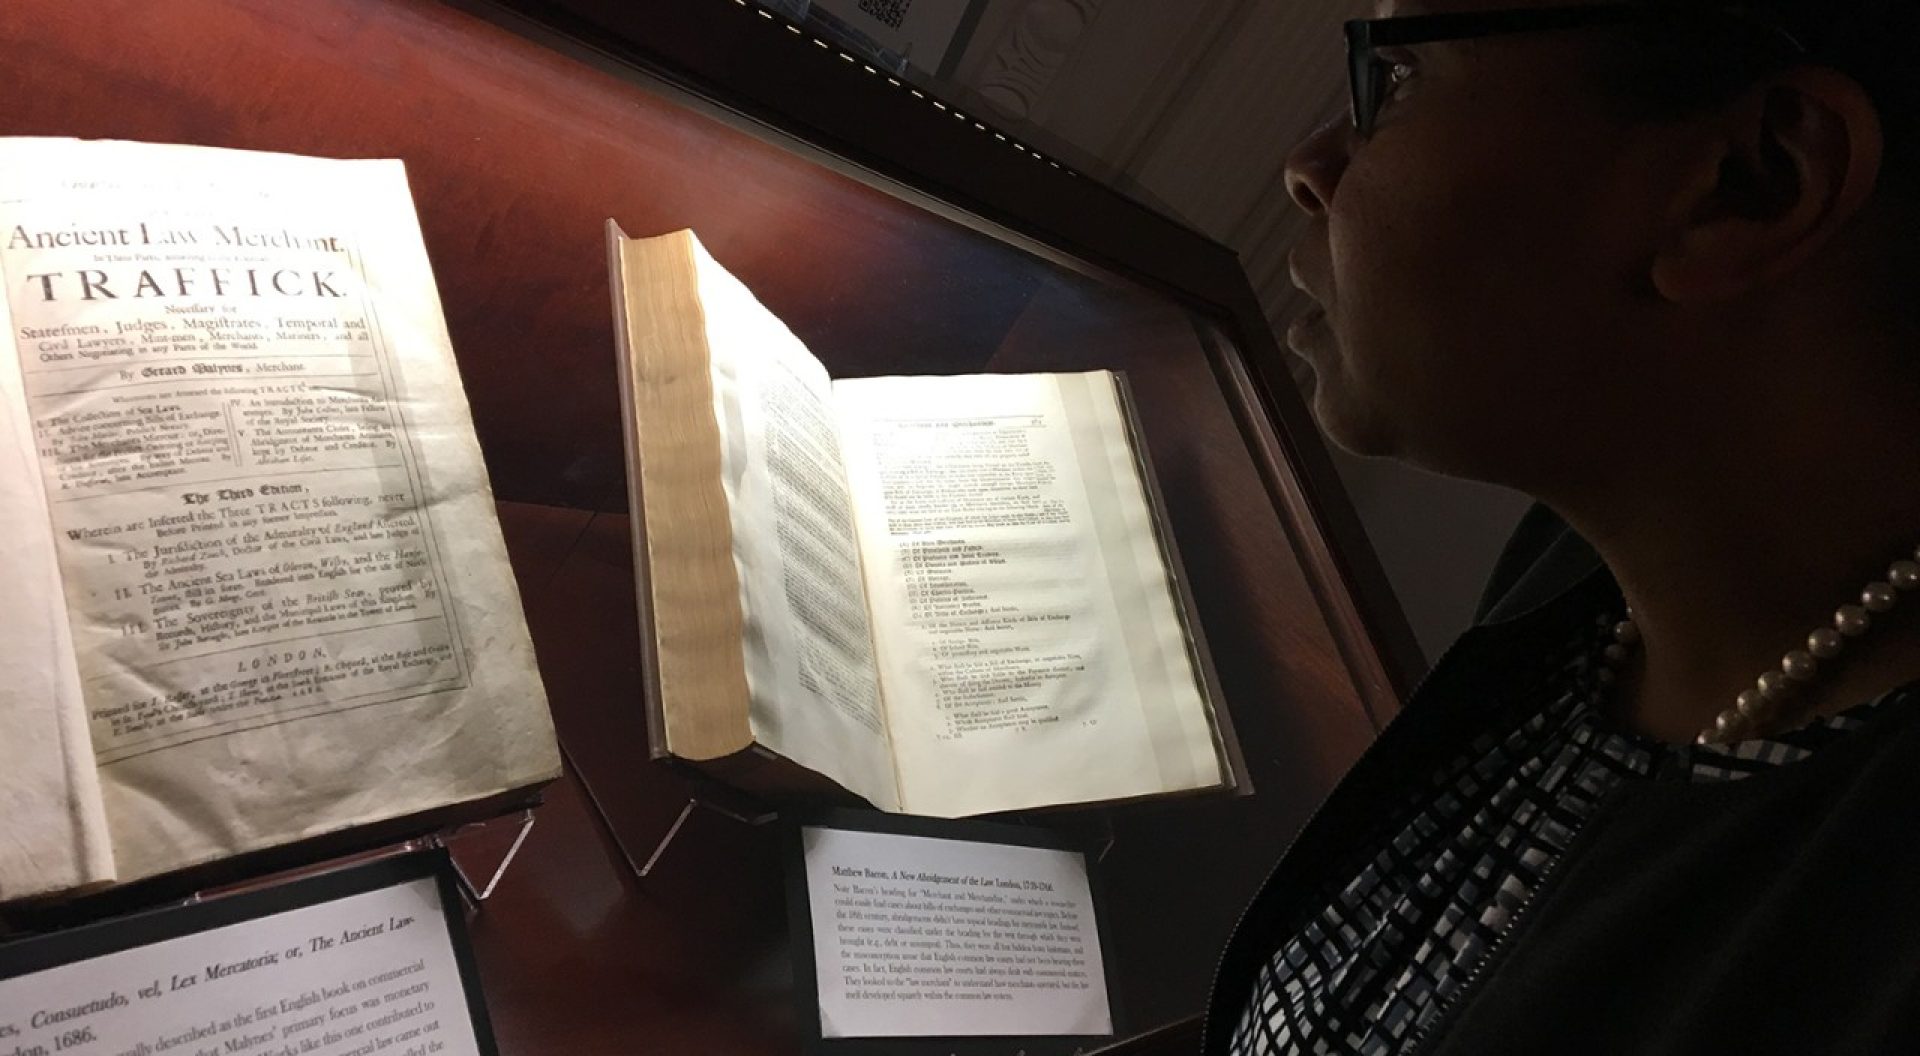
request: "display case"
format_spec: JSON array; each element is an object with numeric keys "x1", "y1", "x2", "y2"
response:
[{"x1": 0, "y1": 0, "x2": 1420, "y2": 1049}]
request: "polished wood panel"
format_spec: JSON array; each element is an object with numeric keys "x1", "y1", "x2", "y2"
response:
[{"x1": 1, "y1": 0, "x2": 1388, "y2": 1048}]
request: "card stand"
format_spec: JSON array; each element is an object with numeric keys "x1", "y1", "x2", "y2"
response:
[
  {"x1": 1093, "y1": 811, "x2": 1118, "y2": 865},
  {"x1": 634, "y1": 794, "x2": 779, "y2": 879},
  {"x1": 159, "y1": 812, "x2": 536, "y2": 920},
  {"x1": 1004, "y1": 807, "x2": 1119, "y2": 867},
  {"x1": 172, "y1": 808, "x2": 538, "y2": 915},
  {"x1": 0, "y1": 800, "x2": 546, "y2": 946}
]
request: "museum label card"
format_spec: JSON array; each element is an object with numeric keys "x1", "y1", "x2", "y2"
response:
[
  {"x1": 796, "y1": 817, "x2": 1114, "y2": 1044},
  {"x1": 0, "y1": 853, "x2": 495, "y2": 1056}
]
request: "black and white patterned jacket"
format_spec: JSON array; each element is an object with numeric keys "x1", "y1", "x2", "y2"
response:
[{"x1": 1203, "y1": 504, "x2": 1920, "y2": 1055}]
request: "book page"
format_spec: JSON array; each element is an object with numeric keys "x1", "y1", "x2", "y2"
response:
[
  {"x1": 0, "y1": 139, "x2": 558, "y2": 883},
  {"x1": 684, "y1": 235, "x2": 899, "y2": 810},
  {"x1": 836, "y1": 371, "x2": 1222, "y2": 816},
  {"x1": 0, "y1": 335, "x2": 113, "y2": 900}
]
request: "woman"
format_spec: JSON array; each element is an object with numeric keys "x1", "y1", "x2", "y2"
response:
[{"x1": 1208, "y1": 1, "x2": 1920, "y2": 1052}]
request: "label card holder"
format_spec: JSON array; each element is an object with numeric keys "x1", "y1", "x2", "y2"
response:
[
  {"x1": 0, "y1": 851, "x2": 497, "y2": 1056},
  {"x1": 787, "y1": 810, "x2": 1124, "y2": 1056}
]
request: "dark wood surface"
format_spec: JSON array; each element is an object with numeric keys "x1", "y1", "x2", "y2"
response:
[{"x1": 1, "y1": 0, "x2": 1389, "y2": 1048}]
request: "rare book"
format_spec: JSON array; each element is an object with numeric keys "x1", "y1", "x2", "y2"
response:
[
  {"x1": 0, "y1": 139, "x2": 561, "y2": 903},
  {"x1": 609, "y1": 225, "x2": 1243, "y2": 816}
]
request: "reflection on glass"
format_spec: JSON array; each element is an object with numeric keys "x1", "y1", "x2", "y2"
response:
[{"x1": 752, "y1": 0, "x2": 988, "y2": 79}]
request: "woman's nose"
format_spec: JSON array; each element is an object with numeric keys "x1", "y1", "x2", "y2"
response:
[{"x1": 1284, "y1": 115, "x2": 1353, "y2": 216}]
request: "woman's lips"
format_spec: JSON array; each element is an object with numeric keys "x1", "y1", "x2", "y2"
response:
[{"x1": 1286, "y1": 302, "x2": 1328, "y2": 355}]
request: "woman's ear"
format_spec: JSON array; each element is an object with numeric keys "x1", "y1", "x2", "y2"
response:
[{"x1": 1651, "y1": 66, "x2": 1883, "y2": 303}]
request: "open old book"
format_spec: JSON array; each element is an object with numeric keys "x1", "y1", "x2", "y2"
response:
[
  {"x1": 0, "y1": 139, "x2": 561, "y2": 903},
  {"x1": 610, "y1": 225, "x2": 1245, "y2": 817}
]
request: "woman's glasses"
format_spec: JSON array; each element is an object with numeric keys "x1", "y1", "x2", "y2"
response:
[{"x1": 1344, "y1": 3, "x2": 1809, "y2": 138}]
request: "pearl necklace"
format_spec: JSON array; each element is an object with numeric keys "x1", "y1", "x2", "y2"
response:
[{"x1": 1593, "y1": 547, "x2": 1920, "y2": 745}]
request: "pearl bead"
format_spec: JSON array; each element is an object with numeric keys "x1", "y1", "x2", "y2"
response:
[
  {"x1": 1836, "y1": 605, "x2": 1871, "y2": 637},
  {"x1": 1863, "y1": 582, "x2": 1898, "y2": 613},
  {"x1": 1781, "y1": 650, "x2": 1817, "y2": 681},
  {"x1": 1603, "y1": 539, "x2": 1920, "y2": 745}
]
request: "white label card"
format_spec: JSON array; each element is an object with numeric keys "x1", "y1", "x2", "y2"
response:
[
  {"x1": 802, "y1": 826, "x2": 1113, "y2": 1039},
  {"x1": 0, "y1": 874, "x2": 483, "y2": 1056}
]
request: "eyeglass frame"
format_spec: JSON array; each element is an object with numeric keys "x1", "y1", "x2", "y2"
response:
[{"x1": 1343, "y1": 3, "x2": 1811, "y2": 139}]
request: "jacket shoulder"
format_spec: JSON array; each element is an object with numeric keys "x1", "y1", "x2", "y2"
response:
[{"x1": 1473, "y1": 503, "x2": 1604, "y2": 626}]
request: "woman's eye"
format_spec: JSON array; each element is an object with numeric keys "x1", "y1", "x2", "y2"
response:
[
  {"x1": 1378, "y1": 50, "x2": 1419, "y2": 95},
  {"x1": 1365, "y1": 51, "x2": 1417, "y2": 127}
]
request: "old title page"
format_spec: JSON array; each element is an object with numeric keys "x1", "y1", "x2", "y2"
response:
[{"x1": 0, "y1": 139, "x2": 559, "y2": 885}]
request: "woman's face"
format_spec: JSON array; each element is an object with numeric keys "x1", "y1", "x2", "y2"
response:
[{"x1": 1284, "y1": 0, "x2": 1694, "y2": 484}]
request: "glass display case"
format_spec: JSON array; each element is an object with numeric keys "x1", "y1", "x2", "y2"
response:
[{"x1": 1, "y1": 0, "x2": 1422, "y2": 1049}]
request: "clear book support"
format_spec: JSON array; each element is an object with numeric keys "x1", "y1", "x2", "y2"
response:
[
  {"x1": 634, "y1": 795, "x2": 779, "y2": 879},
  {"x1": 422, "y1": 808, "x2": 538, "y2": 907},
  {"x1": 631, "y1": 792, "x2": 1118, "y2": 879}
]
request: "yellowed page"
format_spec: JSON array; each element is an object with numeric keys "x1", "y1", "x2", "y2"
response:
[
  {"x1": 678, "y1": 232, "x2": 900, "y2": 811},
  {"x1": 0, "y1": 138, "x2": 559, "y2": 883},
  {"x1": 612, "y1": 229, "x2": 754, "y2": 762},
  {"x1": 0, "y1": 323, "x2": 114, "y2": 899},
  {"x1": 834, "y1": 371, "x2": 1222, "y2": 816}
]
